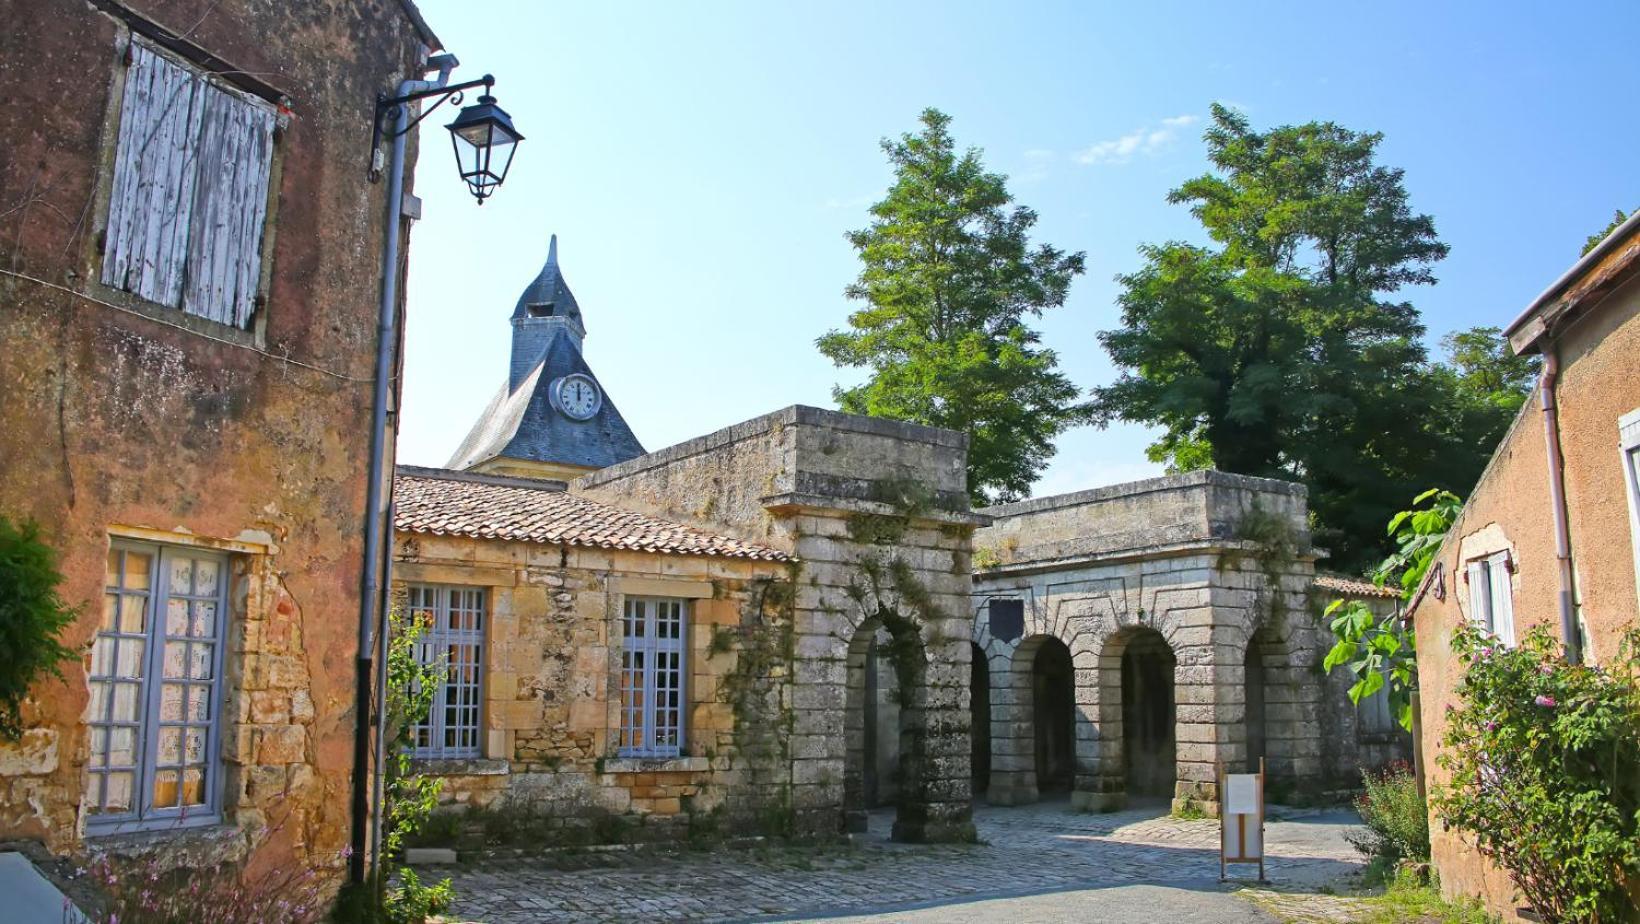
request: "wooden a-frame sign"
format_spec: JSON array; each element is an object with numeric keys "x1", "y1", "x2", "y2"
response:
[{"x1": 1218, "y1": 757, "x2": 1267, "y2": 883}]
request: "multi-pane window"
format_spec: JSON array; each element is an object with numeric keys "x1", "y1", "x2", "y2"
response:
[
  {"x1": 101, "y1": 39, "x2": 276, "y2": 328},
  {"x1": 406, "y1": 585, "x2": 485, "y2": 759},
  {"x1": 619, "y1": 598, "x2": 686, "y2": 758},
  {"x1": 86, "y1": 543, "x2": 227, "y2": 832},
  {"x1": 1466, "y1": 551, "x2": 1516, "y2": 646},
  {"x1": 1620, "y1": 409, "x2": 1640, "y2": 608}
]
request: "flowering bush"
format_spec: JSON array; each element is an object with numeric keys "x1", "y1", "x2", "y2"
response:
[
  {"x1": 1349, "y1": 761, "x2": 1429, "y2": 864},
  {"x1": 74, "y1": 848, "x2": 333, "y2": 924},
  {"x1": 1434, "y1": 622, "x2": 1640, "y2": 923}
]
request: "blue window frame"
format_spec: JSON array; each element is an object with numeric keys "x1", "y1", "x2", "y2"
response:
[
  {"x1": 406, "y1": 585, "x2": 486, "y2": 760},
  {"x1": 618, "y1": 597, "x2": 687, "y2": 758},
  {"x1": 86, "y1": 541, "x2": 229, "y2": 833}
]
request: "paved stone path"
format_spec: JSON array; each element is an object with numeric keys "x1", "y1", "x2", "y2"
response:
[{"x1": 438, "y1": 799, "x2": 1366, "y2": 923}]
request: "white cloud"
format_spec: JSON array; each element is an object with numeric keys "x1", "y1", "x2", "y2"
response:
[{"x1": 1076, "y1": 114, "x2": 1198, "y2": 166}]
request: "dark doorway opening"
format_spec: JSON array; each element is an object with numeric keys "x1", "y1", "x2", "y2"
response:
[
  {"x1": 1032, "y1": 637, "x2": 1076, "y2": 793},
  {"x1": 1120, "y1": 629, "x2": 1176, "y2": 799},
  {"x1": 970, "y1": 642, "x2": 990, "y2": 796},
  {"x1": 1245, "y1": 633, "x2": 1268, "y2": 774}
]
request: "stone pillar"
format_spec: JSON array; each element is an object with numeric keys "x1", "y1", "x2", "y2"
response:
[
  {"x1": 984, "y1": 648, "x2": 1038, "y2": 805},
  {"x1": 1069, "y1": 645, "x2": 1110, "y2": 811},
  {"x1": 1170, "y1": 621, "x2": 1241, "y2": 815}
]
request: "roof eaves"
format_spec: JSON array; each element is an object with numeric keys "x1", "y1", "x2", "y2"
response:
[{"x1": 1506, "y1": 209, "x2": 1640, "y2": 355}]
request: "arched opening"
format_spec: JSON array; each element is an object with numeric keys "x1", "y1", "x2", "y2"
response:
[
  {"x1": 1031, "y1": 637, "x2": 1076, "y2": 793},
  {"x1": 1244, "y1": 631, "x2": 1269, "y2": 774},
  {"x1": 843, "y1": 611, "x2": 928, "y2": 838},
  {"x1": 969, "y1": 642, "x2": 991, "y2": 797},
  {"x1": 1119, "y1": 628, "x2": 1176, "y2": 800}
]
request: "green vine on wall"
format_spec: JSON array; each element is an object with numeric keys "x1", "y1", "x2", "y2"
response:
[
  {"x1": 1224, "y1": 502, "x2": 1300, "y2": 627},
  {"x1": 714, "y1": 567, "x2": 800, "y2": 835},
  {"x1": 0, "y1": 516, "x2": 79, "y2": 742}
]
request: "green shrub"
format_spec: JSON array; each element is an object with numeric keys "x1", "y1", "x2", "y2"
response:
[
  {"x1": 0, "y1": 516, "x2": 78, "y2": 740},
  {"x1": 1434, "y1": 623, "x2": 1640, "y2": 923},
  {"x1": 1349, "y1": 761, "x2": 1429, "y2": 863}
]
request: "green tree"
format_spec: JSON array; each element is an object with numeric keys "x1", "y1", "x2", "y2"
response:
[
  {"x1": 0, "y1": 516, "x2": 78, "y2": 741},
  {"x1": 818, "y1": 108, "x2": 1089, "y2": 505},
  {"x1": 1092, "y1": 105, "x2": 1465, "y2": 569},
  {"x1": 1583, "y1": 207, "x2": 1632, "y2": 255}
]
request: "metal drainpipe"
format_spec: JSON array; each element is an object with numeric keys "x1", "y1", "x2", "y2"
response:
[
  {"x1": 352, "y1": 54, "x2": 458, "y2": 885},
  {"x1": 1540, "y1": 351, "x2": 1583, "y2": 664}
]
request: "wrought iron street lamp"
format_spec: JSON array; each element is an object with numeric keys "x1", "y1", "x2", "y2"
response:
[{"x1": 353, "y1": 54, "x2": 524, "y2": 889}]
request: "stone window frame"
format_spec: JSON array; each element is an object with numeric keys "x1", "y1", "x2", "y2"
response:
[
  {"x1": 1464, "y1": 549, "x2": 1516, "y2": 646},
  {"x1": 85, "y1": 539, "x2": 231, "y2": 836},
  {"x1": 617, "y1": 596, "x2": 689, "y2": 759},
  {"x1": 1619, "y1": 408, "x2": 1640, "y2": 610},
  {"x1": 85, "y1": 25, "x2": 287, "y2": 349},
  {"x1": 405, "y1": 584, "x2": 487, "y2": 761}
]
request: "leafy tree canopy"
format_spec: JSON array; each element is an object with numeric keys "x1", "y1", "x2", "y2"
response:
[
  {"x1": 1583, "y1": 207, "x2": 1632, "y2": 255},
  {"x1": 1094, "y1": 105, "x2": 1525, "y2": 569},
  {"x1": 819, "y1": 108, "x2": 1089, "y2": 505}
]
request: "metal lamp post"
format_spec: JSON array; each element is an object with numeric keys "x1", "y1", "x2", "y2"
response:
[{"x1": 352, "y1": 53, "x2": 522, "y2": 886}]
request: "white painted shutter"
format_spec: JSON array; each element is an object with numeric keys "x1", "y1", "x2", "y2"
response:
[
  {"x1": 1488, "y1": 553, "x2": 1515, "y2": 645},
  {"x1": 102, "y1": 44, "x2": 207, "y2": 307},
  {"x1": 1466, "y1": 560, "x2": 1490, "y2": 633},
  {"x1": 103, "y1": 41, "x2": 275, "y2": 329},
  {"x1": 182, "y1": 81, "x2": 275, "y2": 327}
]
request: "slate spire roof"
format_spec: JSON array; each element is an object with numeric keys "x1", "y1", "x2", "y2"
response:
[
  {"x1": 511, "y1": 233, "x2": 582, "y2": 329},
  {"x1": 445, "y1": 235, "x2": 646, "y2": 472}
]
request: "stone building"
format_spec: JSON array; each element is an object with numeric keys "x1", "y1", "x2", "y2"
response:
[
  {"x1": 0, "y1": 0, "x2": 436, "y2": 883},
  {"x1": 396, "y1": 242, "x2": 985, "y2": 842},
  {"x1": 1408, "y1": 213, "x2": 1640, "y2": 919},
  {"x1": 967, "y1": 472, "x2": 1409, "y2": 814}
]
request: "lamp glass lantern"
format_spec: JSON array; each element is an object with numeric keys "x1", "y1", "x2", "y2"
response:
[{"x1": 445, "y1": 93, "x2": 523, "y2": 203}]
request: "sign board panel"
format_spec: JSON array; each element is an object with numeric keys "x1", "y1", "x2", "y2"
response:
[{"x1": 1218, "y1": 759, "x2": 1266, "y2": 882}]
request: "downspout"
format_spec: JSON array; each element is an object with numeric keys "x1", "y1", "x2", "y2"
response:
[
  {"x1": 352, "y1": 53, "x2": 458, "y2": 885},
  {"x1": 1539, "y1": 351, "x2": 1583, "y2": 664}
]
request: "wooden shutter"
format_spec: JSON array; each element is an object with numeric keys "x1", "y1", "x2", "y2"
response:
[
  {"x1": 102, "y1": 44, "x2": 207, "y2": 307},
  {"x1": 1487, "y1": 553, "x2": 1515, "y2": 645},
  {"x1": 103, "y1": 40, "x2": 275, "y2": 329},
  {"x1": 182, "y1": 81, "x2": 275, "y2": 327}
]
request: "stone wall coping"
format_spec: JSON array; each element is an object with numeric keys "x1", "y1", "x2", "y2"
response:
[
  {"x1": 972, "y1": 537, "x2": 1319, "y2": 580},
  {"x1": 576, "y1": 405, "x2": 968, "y2": 490},
  {"x1": 601, "y1": 756, "x2": 710, "y2": 774},
  {"x1": 761, "y1": 492, "x2": 991, "y2": 527},
  {"x1": 981, "y1": 469, "x2": 1306, "y2": 519},
  {"x1": 409, "y1": 757, "x2": 510, "y2": 777},
  {"x1": 396, "y1": 463, "x2": 568, "y2": 493}
]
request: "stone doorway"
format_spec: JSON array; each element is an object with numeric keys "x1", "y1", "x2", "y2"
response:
[
  {"x1": 1116, "y1": 628, "x2": 1176, "y2": 799},
  {"x1": 1245, "y1": 631, "x2": 1269, "y2": 774},
  {"x1": 843, "y1": 611, "x2": 928, "y2": 838},
  {"x1": 1030, "y1": 638, "x2": 1075, "y2": 793},
  {"x1": 970, "y1": 642, "x2": 991, "y2": 797}
]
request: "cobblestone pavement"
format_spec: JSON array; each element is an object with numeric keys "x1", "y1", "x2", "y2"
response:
[{"x1": 439, "y1": 799, "x2": 1366, "y2": 923}]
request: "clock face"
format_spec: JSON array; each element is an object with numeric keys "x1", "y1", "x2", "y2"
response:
[{"x1": 556, "y1": 374, "x2": 601, "y2": 420}]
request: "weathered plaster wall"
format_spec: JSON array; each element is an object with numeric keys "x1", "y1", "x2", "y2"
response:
[
  {"x1": 0, "y1": 0, "x2": 429, "y2": 880},
  {"x1": 972, "y1": 472, "x2": 1331, "y2": 813},
  {"x1": 392, "y1": 534, "x2": 788, "y2": 842},
  {"x1": 578, "y1": 406, "x2": 983, "y2": 842},
  {"x1": 1413, "y1": 270, "x2": 1640, "y2": 919}
]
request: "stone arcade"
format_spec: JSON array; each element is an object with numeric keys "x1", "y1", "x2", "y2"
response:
[{"x1": 390, "y1": 238, "x2": 1407, "y2": 845}]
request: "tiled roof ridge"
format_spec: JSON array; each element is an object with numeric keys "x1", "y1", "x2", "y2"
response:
[
  {"x1": 393, "y1": 467, "x2": 790, "y2": 562},
  {"x1": 1312, "y1": 572, "x2": 1402, "y2": 599}
]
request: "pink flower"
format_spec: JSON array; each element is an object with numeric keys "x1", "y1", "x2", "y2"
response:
[
  {"x1": 1539, "y1": 663, "x2": 1554, "y2": 675},
  {"x1": 1480, "y1": 647, "x2": 1493, "y2": 658},
  {"x1": 1534, "y1": 694, "x2": 1557, "y2": 708}
]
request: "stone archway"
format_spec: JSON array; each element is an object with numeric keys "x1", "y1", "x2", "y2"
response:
[
  {"x1": 843, "y1": 609, "x2": 933, "y2": 839},
  {"x1": 1091, "y1": 626, "x2": 1177, "y2": 805},
  {"x1": 969, "y1": 642, "x2": 991, "y2": 797},
  {"x1": 1031, "y1": 637, "x2": 1076, "y2": 794}
]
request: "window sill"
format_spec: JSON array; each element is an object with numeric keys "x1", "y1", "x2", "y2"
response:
[
  {"x1": 603, "y1": 756, "x2": 710, "y2": 774},
  {"x1": 408, "y1": 757, "x2": 510, "y2": 777},
  {"x1": 84, "y1": 816, "x2": 240, "y2": 862}
]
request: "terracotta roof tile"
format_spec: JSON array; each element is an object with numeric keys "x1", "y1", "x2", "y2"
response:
[
  {"x1": 393, "y1": 468, "x2": 789, "y2": 562},
  {"x1": 1312, "y1": 573, "x2": 1402, "y2": 599}
]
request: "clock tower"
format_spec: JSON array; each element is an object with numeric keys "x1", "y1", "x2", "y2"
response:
[{"x1": 447, "y1": 235, "x2": 646, "y2": 480}]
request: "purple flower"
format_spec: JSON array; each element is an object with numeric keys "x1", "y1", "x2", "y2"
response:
[
  {"x1": 1534, "y1": 694, "x2": 1557, "y2": 708},
  {"x1": 1480, "y1": 647, "x2": 1493, "y2": 658},
  {"x1": 1484, "y1": 720, "x2": 1498, "y2": 731},
  {"x1": 1539, "y1": 663, "x2": 1554, "y2": 675}
]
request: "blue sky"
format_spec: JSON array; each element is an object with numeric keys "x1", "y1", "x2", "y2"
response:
[{"x1": 397, "y1": 0, "x2": 1639, "y2": 497}]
